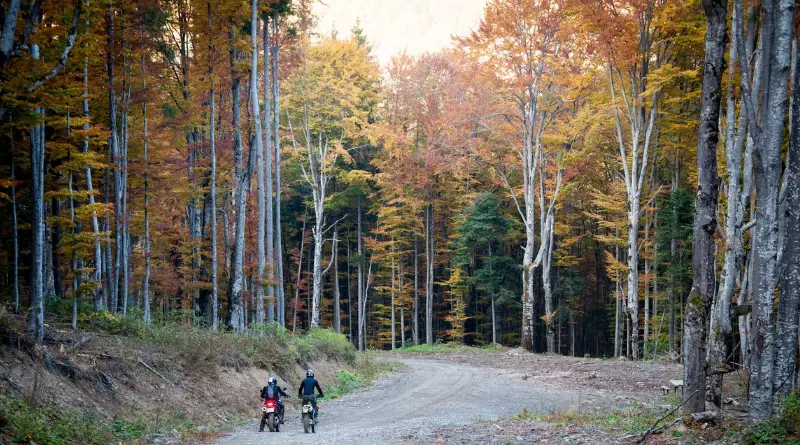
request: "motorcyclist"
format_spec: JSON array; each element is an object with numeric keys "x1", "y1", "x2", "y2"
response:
[
  {"x1": 298, "y1": 369, "x2": 324, "y2": 423},
  {"x1": 260, "y1": 376, "x2": 289, "y2": 430}
]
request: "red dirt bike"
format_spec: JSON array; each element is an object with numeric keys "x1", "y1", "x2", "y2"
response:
[{"x1": 259, "y1": 398, "x2": 285, "y2": 432}]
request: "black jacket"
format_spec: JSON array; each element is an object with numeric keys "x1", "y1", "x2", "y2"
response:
[
  {"x1": 261, "y1": 384, "x2": 288, "y2": 400},
  {"x1": 298, "y1": 377, "x2": 324, "y2": 397}
]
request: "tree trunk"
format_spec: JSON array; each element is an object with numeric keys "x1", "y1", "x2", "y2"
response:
[
  {"x1": 141, "y1": 52, "x2": 151, "y2": 326},
  {"x1": 614, "y1": 237, "x2": 622, "y2": 357},
  {"x1": 521, "y1": 208, "x2": 536, "y2": 352},
  {"x1": 251, "y1": 0, "x2": 266, "y2": 325},
  {"x1": 208, "y1": 2, "x2": 218, "y2": 330},
  {"x1": 227, "y1": 28, "x2": 246, "y2": 333},
  {"x1": 29, "y1": 104, "x2": 45, "y2": 341},
  {"x1": 106, "y1": 6, "x2": 121, "y2": 313},
  {"x1": 51, "y1": 197, "x2": 62, "y2": 300},
  {"x1": 773, "y1": 28, "x2": 800, "y2": 410},
  {"x1": 489, "y1": 243, "x2": 497, "y2": 346},
  {"x1": 292, "y1": 213, "x2": 307, "y2": 333},
  {"x1": 348, "y1": 240, "x2": 353, "y2": 342},
  {"x1": 626, "y1": 204, "x2": 640, "y2": 360},
  {"x1": 11, "y1": 160, "x2": 19, "y2": 313},
  {"x1": 81, "y1": 33, "x2": 103, "y2": 311},
  {"x1": 684, "y1": 0, "x2": 727, "y2": 415},
  {"x1": 0, "y1": 0, "x2": 22, "y2": 60},
  {"x1": 263, "y1": 17, "x2": 275, "y2": 324},
  {"x1": 333, "y1": 228, "x2": 341, "y2": 333},
  {"x1": 644, "y1": 212, "x2": 651, "y2": 349},
  {"x1": 391, "y1": 242, "x2": 396, "y2": 350},
  {"x1": 413, "y1": 234, "x2": 419, "y2": 346},
  {"x1": 669, "y1": 165, "x2": 678, "y2": 353},
  {"x1": 67, "y1": 126, "x2": 79, "y2": 330},
  {"x1": 120, "y1": 34, "x2": 131, "y2": 316},
  {"x1": 425, "y1": 204, "x2": 434, "y2": 345},
  {"x1": 310, "y1": 168, "x2": 325, "y2": 328},
  {"x1": 357, "y1": 197, "x2": 364, "y2": 350},
  {"x1": 709, "y1": 0, "x2": 754, "y2": 404},
  {"x1": 742, "y1": 0, "x2": 793, "y2": 421},
  {"x1": 543, "y1": 212, "x2": 555, "y2": 354},
  {"x1": 399, "y1": 261, "x2": 405, "y2": 347},
  {"x1": 272, "y1": 16, "x2": 285, "y2": 326}
]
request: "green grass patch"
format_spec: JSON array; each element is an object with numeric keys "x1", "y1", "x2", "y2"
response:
[
  {"x1": 324, "y1": 354, "x2": 403, "y2": 400},
  {"x1": 534, "y1": 402, "x2": 677, "y2": 435}
]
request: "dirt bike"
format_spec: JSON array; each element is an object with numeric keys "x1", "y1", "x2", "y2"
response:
[
  {"x1": 259, "y1": 398, "x2": 284, "y2": 432},
  {"x1": 301, "y1": 396, "x2": 321, "y2": 434}
]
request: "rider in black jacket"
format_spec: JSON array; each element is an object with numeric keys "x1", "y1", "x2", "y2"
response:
[
  {"x1": 260, "y1": 376, "x2": 289, "y2": 430},
  {"x1": 298, "y1": 370, "x2": 324, "y2": 422}
]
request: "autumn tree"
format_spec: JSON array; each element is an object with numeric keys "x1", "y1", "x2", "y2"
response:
[{"x1": 285, "y1": 37, "x2": 380, "y2": 328}]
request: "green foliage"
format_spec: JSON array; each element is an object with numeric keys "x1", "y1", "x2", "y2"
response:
[
  {"x1": 325, "y1": 370, "x2": 366, "y2": 398},
  {"x1": 450, "y1": 194, "x2": 518, "y2": 344},
  {"x1": 0, "y1": 395, "x2": 116, "y2": 444},
  {"x1": 744, "y1": 391, "x2": 800, "y2": 444},
  {"x1": 655, "y1": 187, "x2": 694, "y2": 297},
  {"x1": 78, "y1": 311, "x2": 144, "y2": 336},
  {"x1": 111, "y1": 419, "x2": 147, "y2": 441},
  {"x1": 323, "y1": 354, "x2": 401, "y2": 399},
  {"x1": 294, "y1": 328, "x2": 356, "y2": 364}
]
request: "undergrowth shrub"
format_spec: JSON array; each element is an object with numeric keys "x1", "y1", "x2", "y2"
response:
[
  {"x1": 296, "y1": 328, "x2": 356, "y2": 364},
  {"x1": 745, "y1": 391, "x2": 800, "y2": 444},
  {"x1": 0, "y1": 395, "x2": 116, "y2": 444},
  {"x1": 77, "y1": 312, "x2": 358, "y2": 376}
]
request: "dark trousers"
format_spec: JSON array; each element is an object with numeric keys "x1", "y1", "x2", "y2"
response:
[{"x1": 302, "y1": 395, "x2": 318, "y2": 420}]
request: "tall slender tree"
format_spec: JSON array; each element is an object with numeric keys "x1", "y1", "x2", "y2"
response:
[{"x1": 684, "y1": 0, "x2": 726, "y2": 415}]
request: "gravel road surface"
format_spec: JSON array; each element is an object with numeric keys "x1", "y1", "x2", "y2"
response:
[{"x1": 215, "y1": 357, "x2": 605, "y2": 445}]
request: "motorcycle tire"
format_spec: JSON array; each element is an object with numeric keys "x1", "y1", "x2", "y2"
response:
[
  {"x1": 303, "y1": 413, "x2": 310, "y2": 434},
  {"x1": 267, "y1": 413, "x2": 275, "y2": 432}
]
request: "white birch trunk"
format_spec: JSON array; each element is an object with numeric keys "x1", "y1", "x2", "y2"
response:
[
  {"x1": 263, "y1": 18, "x2": 275, "y2": 323},
  {"x1": 227, "y1": 32, "x2": 246, "y2": 333},
  {"x1": 251, "y1": 0, "x2": 266, "y2": 325},
  {"x1": 272, "y1": 16, "x2": 286, "y2": 326}
]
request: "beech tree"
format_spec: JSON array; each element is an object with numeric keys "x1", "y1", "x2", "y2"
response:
[
  {"x1": 285, "y1": 37, "x2": 379, "y2": 328},
  {"x1": 684, "y1": 0, "x2": 726, "y2": 415}
]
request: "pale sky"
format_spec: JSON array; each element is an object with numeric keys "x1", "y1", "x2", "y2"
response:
[{"x1": 313, "y1": 0, "x2": 489, "y2": 66}]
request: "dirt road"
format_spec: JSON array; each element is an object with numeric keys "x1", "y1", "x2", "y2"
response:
[{"x1": 215, "y1": 356, "x2": 645, "y2": 444}]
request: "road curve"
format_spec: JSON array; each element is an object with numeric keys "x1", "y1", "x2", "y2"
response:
[{"x1": 214, "y1": 357, "x2": 584, "y2": 445}]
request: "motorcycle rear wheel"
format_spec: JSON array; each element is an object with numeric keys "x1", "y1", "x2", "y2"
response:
[
  {"x1": 303, "y1": 413, "x2": 310, "y2": 433},
  {"x1": 267, "y1": 413, "x2": 275, "y2": 432}
]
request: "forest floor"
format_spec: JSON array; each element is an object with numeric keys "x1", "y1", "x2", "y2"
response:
[{"x1": 215, "y1": 348, "x2": 747, "y2": 444}]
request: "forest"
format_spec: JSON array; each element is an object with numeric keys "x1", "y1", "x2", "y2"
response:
[{"x1": 1, "y1": 0, "x2": 799, "y2": 424}]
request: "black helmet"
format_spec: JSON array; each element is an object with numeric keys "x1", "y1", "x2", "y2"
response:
[
  {"x1": 268, "y1": 376, "x2": 277, "y2": 385},
  {"x1": 306, "y1": 370, "x2": 314, "y2": 378}
]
